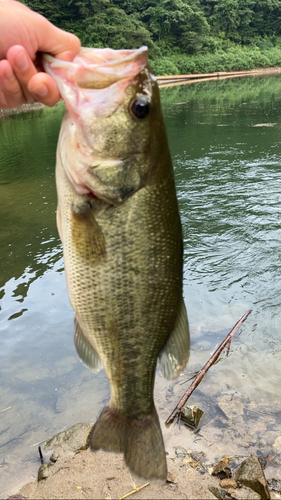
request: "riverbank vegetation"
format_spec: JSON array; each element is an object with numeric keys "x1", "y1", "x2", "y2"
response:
[{"x1": 22, "y1": 0, "x2": 281, "y2": 75}]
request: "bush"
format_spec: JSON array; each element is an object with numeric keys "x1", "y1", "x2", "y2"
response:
[
  {"x1": 152, "y1": 42, "x2": 281, "y2": 75},
  {"x1": 149, "y1": 57, "x2": 179, "y2": 76}
]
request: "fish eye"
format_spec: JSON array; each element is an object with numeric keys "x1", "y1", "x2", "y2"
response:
[{"x1": 130, "y1": 97, "x2": 150, "y2": 119}]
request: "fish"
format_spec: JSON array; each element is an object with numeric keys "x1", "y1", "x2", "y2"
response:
[{"x1": 43, "y1": 46, "x2": 190, "y2": 481}]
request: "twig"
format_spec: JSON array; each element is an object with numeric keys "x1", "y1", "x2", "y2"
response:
[
  {"x1": 38, "y1": 446, "x2": 44, "y2": 464},
  {"x1": 31, "y1": 440, "x2": 45, "y2": 447},
  {"x1": 119, "y1": 483, "x2": 149, "y2": 499},
  {"x1": 180, "y1": 374, "x2": 197, "y2": 386},
  {"x1": 180, "y1": 371, "x2": 199, "y2": 377},
  {"x1": 245, "y1": 408, "x2": 274, "y2": 417},
  {"x1": 0, "y1": 407, "x2": 11, "y2": 413},
  {"x1": 165, "y1": 309, "x2": 252, "y2": 426},
  {"x1": 190, "y1": 453, "x2": 209, "y2": 473}
]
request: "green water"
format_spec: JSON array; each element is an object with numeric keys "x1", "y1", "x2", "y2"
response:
[{"x1": 1, "y1": 76, "x2": 281, "y2": 495}]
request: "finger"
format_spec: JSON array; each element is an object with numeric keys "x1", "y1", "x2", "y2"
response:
[
  {"x1": 0, "y1": 59, "x2": 26, "y2": 108},
  {"x1": 28, "y1": 72, "x2": 61, "y2": 107},
  {"x1": 7, "y1": 46, "x2": 61, "y2": 106},
  {"x1": 7, "y1": 45, "x2": 37, "y2": 103},
  {"x1": 0, "y1": 88, "x2": 8, "y2": 109}
]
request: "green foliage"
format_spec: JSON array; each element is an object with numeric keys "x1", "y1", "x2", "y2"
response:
[
  {"x1": 23, "y1": 0, "x2": 281, "y2": 74},
  {"x1": 149, "y1": 57, "x2": 180, "y2": 75},
  {"x1": 153, "y1": 45, "x2": 281, "y2": 75}
]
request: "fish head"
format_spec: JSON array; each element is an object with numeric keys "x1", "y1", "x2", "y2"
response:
[{"x1": 43, "y1": 47, "x2": 166, "y2": 203}]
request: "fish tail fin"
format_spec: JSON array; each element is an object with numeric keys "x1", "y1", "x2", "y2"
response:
[
  {"x1": 90, "y1": 405, "x2": 167, "y2": 481},
  {"x1": 90, "y1": 406, "x2": 126, "y2": 453}
]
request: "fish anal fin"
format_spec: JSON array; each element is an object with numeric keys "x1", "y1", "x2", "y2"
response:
[
  {"x1": 74, "y1": 317, "x2": 102, "y2": 372},
  {"x1": 158, "y1": 298, "x2": 190, "y2": 381},
  {"x1": 91, "y1": 406, "x2": 167, "y2": 481}
]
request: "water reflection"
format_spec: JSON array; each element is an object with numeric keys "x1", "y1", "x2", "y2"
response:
[{"x1": 1, "y1": 77, "x2": 281, "y2": 495}]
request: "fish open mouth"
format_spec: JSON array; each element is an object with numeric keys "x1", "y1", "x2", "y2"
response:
[
  {"x1": 43, "y1": 47, "x2": 149, "y2": 118},
  {"x1": 43, "y1": 47, "x2": 148, "y2": 90},
  {"x1": 43, "y1": 47, "x2": 152, "y2": 197}
]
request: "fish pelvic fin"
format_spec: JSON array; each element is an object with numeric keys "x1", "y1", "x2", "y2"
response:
[
  {"x1": 90, "y1": 406, "x2": 167, "y2": 481},
  {"x1": 158, "y1": 298, "x2": 190, "y2": 380},
  {"x1": 74, "y1": 317, "x2": 102, "y2": 372}
]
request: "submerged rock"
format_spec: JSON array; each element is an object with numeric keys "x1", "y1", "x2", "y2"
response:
[
  {"x1": 174, "y1": 446, "x2": 189, "y2": 458},
  {"x1": 180, "y1": 405, "x2": 204, "y2": 428},
  {"x1": 267, "y1": 478, "x2": 281, "y2": 495},
  {"x1": 273, "y1": 436, "x2": 281, "y2": 452},
  {"x1": 220, "y1": 478, "x2": 237, "y2": 490},
  {"x1": 235, "y1": 456, "x2": 270, "y2": 499},
  {"x1": 212, "y1": 457, "x2": 232, "y2": 479}
]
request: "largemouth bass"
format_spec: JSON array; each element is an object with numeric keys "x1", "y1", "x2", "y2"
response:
[{"x1": 43, "y1": 46, "x2": 190, "y2": 481}]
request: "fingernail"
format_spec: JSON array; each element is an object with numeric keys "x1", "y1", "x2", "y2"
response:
[
  {"x1": 32, "y1": 84, "x2": 48, "y2": 97},
  {"x1": 15, "y1": 51, "x2": 29, "y2": 71}
]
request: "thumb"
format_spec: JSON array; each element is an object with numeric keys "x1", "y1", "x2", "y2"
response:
[{"x1": 34, "y1": 13, "x2": 81, "y2": 61}]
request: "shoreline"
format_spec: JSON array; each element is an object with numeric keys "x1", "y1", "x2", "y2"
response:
[
  {"x1": 0, "y1": 101, "x2": 47, "y2": 118},
  {"x1": 13, "y1": 420, "x2": 279, "y2": 500},
  {"x1": 1, "y1": 65, "x2": 281, "y2": 118},
  {"x1": 156, "y1": 65, "x2": 281, "y2": 86}
]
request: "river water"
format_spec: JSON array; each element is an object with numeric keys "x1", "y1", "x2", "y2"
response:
[{"x1": 1, "y1": 76, "x2": 281, "y2": 496}]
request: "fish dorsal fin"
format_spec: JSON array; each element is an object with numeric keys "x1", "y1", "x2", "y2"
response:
[
  {"x1": 74, "y1": 317, "x2": 102, "y2": 372},
  {"x1": 158, "y1": 298, "x2": 190, "y2": 381}
]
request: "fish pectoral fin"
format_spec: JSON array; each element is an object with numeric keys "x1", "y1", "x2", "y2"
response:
[
  {"x1": 158, "y1": 298, "x2": 190, "y2": 381},
  {"x1": 71, "y1": 201, "x2": 106, "y2": 262},
  {"x1": 74, "y1": 317, "x2": 102, "y2": 372},
  {"x1": 56, "y1": 204, "x2": 63, "y2": 242},
  {"x1": 91, "y1": 406, "x2": 167, "y2": 481}
]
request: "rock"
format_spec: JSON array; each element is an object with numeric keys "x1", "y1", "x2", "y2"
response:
[
  {"x1": 45, "y1": 422, "x2": 94, "y2": 462},
  {"x1": 167, "y1": 471, "x2": 177, "y2": 483},
  {"x1": 208, "y1": 486, "x2": 227, "y2": 499},
  {"x1": 37, "y1": 463, "x2": 53, "y2": 481},
  {"x1": 174, "y1": 446, "x2": 188, "y2": 458},
  {"x1": 220, "y1": 478, "x2": 237, "y2": 490},
  {"x1": 180, "y1": 405, "x2": 204, "y2": 428},
  {"x1": 227, "y1": 486, "x2": 261, "y2": 499},
  {"x1": 267, "y1": 478, "x2": 281, "y2": 494},
  {"x1": 217, "y1": 396, "x2": 244, "y2": 419},
  {"x1": 235, "y1": 456, "x2": 270, "y2": 499},
  {"x1": 209, "y1": 484, "x2": 261, "y2": 500},
  {"x1": 273, "y1": 436, "x2": 281, "y2": 452},
  {"x1": 212, "y1": 457, "x2": 232, "y2": 479}
]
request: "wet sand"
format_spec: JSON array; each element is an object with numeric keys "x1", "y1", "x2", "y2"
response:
[{"x1": 16, "y1": 447, "x2": 220, "y2": 500}]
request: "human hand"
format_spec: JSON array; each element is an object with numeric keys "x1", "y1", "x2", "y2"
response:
[{"x1": 0, "y1": 0, "x2": 81, "y2": 108}]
